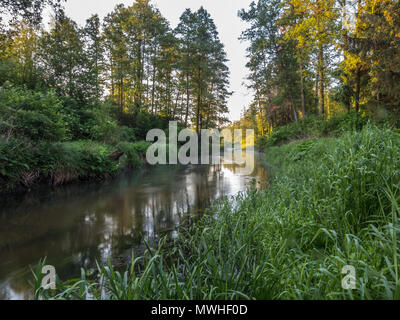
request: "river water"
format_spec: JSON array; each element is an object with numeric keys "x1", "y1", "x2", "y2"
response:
[{"x1": 0, "y1": 152, "x2": 268, "y2": 299}]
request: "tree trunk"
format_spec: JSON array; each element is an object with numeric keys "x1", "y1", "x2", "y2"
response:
[
  {"x1": 196, "y1": 65, "x2": 202, "y2": 135},
  {"x1": 318, "y1": 43, "x2": 325, "y2": 115},
  {"x1": 299, "y1": 61, "x2": 306, "y2": 118},
  {"x1": 196, "y1": 92, "x2": 201, "y2": 135},
  {"x1": 151, "y1": 48, "x2": 157, "y2": 115},
  {"x1": 355, "y1": 67, "x2": 361, "y2": 113},
  {"x1": 185, "y1": 73, "x2": 190, "y2": 126}
]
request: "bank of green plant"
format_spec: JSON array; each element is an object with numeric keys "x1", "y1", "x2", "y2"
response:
[
  {"x1": 256, "y1": 113, "x2": 370, "y2": 150},
  {"x1": 33, "y1": 125, "x2": 400, "y2": 300},
  {"x1": 0, "y1": 85, "x2": 169, "y2": 193}
]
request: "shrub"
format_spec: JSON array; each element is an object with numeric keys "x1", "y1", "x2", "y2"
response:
[
  {"x1": 118, "y1": 110, "x2": 169, "y2": 141},
  {"x1": 0, "y1": 85, "x2": 66, "y2": 142},
  {"x1": 132, "y1": 141, "x2": 151, "y2": 155},
  {"x1": 0, "y1": 139, "x2": 34, "y2": 191},
  {"x1": 0, "y1": 139, "x2": 121, "y2": 192},
  {"x1": 117, "y1": 126, "x2": 137, "y2": 143},
  {"x1": 82, "y1": 103, "x2": 121, "y2": 143},
  {"x1": 117, "y1": 142, "x2": 140, "y2": 168},
  {"x1": 255, "y1": 136, "x2": 268, "y2": 151},
  {"x1": 66, "y1": 141, "x2": 120, "y2": 177},
  {"x1": 264, "y1": 113, "x2": 370, "y2": 148},
  {"x1": 116, "y1": 141, "x2": 151, "y2": 168}
]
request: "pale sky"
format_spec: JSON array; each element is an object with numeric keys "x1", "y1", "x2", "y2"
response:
[{"x1": 59, "y1": 0, "x2": 254, "y2": 122}]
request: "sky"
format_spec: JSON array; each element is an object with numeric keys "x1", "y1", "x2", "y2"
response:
[{"x1": 58, "y1": 0, "x2": 254, "y2": 122}]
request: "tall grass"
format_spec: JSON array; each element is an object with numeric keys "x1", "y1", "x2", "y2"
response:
[
  {"x1": 256, "y1": 112, "x2": 369, "y2": 150},
  {"x1": 34, "y1": 125, "x2": 400, "y2": 300}
]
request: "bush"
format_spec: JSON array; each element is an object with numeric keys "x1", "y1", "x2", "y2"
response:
[
  {"x1": 0, "y1": 139, "x2": 35, "y2": 191},
  {"x1": 264, "y1": 113, "x2": 370, "y2": 148},
  {"x1": 0, "y1": 85, "x2": 66, "y2": 142},
  {"x1": 255, "y1": 136, "x2": 269, "y2": 151},
  {"x1": 0, "y1": 139, "x2": 121, "y2": 192},
  {"x1": 117, "y1": 126, "x2": 137, "y2": 143},
  {"x1": 118, "y1": 110, "x2": 169, "y2": 141},
  {"x1": 82, "y1": 103, "x2": 121, "y2": 143},
  {"x1": 117, "y1": 142, "x2": 140, "y2": 168},
  {"x1": 132, "y1": 141, "x2": 151, "y2": 155},
  {"x1": 64, "y1": 141, "x2": 120, "y2": 177},
  {"x1": 59, "y1": 99, "x2": 121, "y2": 143},
  {"x1": 321, "y1": 112, "x2": 369, "y2": 136},
  {"x1": 117, "y1": 141, "x2": 151, "y2": 168}
]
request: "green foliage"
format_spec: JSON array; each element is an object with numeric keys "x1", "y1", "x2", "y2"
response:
[
  {"x1": 62, "y1": 141, "x2": 119, "y2": 177},
  {"x1": 255, "y1": 136, "x2": 269, "y2": 151},
  {"x1": 131, "y1": 141, "x2": 151, "y2": 155},
  {"x1": 238, "y1": 0, "x2": 400, "y2": 136},
  {"x1": 117, "y1": 141, "x2": 151, "y2": 168},
  {"x1": 117, "y1": 142, "x2": 140, "y2": 168},
  {"x1": 82, "y1": 104, "x2": 120, "y2": 143},
  {"x1": 0, "y1": 139, "x2": 121, "y2": 193},
  {"x1": 0, "y1": 85, "x2": 66, "y2": 142},
  {"x1": 117, "y1": 126, "x2": 137, "y2": 143},
  {"x1": 34, "y1": 125, "x2": 400, "y2": 300},
  {"x1": 0, "y1": 0, "x2": 62, "y2": 25},
  {"x1": 0, "y1": 84, "x2": 158, "y2": 192},
  {"x1": 287, "y1": 139, "x2": 317, "y2": 161},
  {"x1": 123, "y1": 111, "x2": 166, "y2": 141},
  {"x1": 264, "y1": 113, "x2": 369, "y2": 148}
]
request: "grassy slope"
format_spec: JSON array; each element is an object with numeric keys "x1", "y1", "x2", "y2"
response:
[
  {"x1": 0, "y1": 140, "x2": 151, "y2": 194},
  {"x1": 34, "y1": 124, "x2": 400, "y2": 300}
]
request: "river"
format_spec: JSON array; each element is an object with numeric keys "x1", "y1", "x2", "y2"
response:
[{"x1": 0, "y1": 152, "x2": 268, "y2": 299}]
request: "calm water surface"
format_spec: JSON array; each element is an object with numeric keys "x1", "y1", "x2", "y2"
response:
[{"x1": 0, "y1": 152, "x2": 268, "y2": 299}]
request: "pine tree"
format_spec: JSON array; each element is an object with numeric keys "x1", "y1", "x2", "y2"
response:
[
  {"x1": 83, "y1": 14, "x2": 105, "y2": 101},
  {"x1": 37, "y1": 13, "x2": 87, "y2": 101}
]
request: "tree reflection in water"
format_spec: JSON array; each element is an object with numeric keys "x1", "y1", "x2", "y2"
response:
[{"x1": 0, "y1": 152, "x2": 268, "y2": 299}]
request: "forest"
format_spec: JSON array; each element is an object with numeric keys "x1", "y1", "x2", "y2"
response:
[
  {"x1": 0, "y1": 0, "x2": 231, "y2": 193},
  {"x1": 1, "y1": 0, "x2": 400, "y2": 301},
  {"x1": 235, "y1": 0, "x2": 399, "y2": 138}
]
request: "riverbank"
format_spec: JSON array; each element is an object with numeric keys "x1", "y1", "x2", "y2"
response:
[
  {"x1": 0, "y1": 85, "x2": 169, "y2": 195},
  {"x1": 33, "y1": 123, "x2": 400, "y2": 300},
  {"x1": 0, "y1": 139, "x2": 151, "y2": 194}
]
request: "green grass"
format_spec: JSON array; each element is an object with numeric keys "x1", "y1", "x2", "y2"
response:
[
  {"x1": 0, "y1": 139, "x2": 150, "y2": 193},
  {"x1": 256, "y1": 112, "x2": 369, "y2": 150},
  {"x1": 33, "y1": 125, "x2": 400, "y2": 300}
]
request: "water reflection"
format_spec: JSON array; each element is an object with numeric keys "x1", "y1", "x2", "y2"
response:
[{"x1": 0, "y1": 152, "x2": 268, "y2": 300}]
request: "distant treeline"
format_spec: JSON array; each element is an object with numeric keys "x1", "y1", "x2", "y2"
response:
[
  {"x1": 0, "y1": 0, "x2": 231, "y2": 138},
  {"x1": 0, "y1": 0, "x2": 233, "y2": 192},
  {"x1": 235, "y1": 0, "x2": 400, "y2": 135}
]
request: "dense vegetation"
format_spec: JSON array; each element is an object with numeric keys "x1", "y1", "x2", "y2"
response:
[
  {"x1": 33, "y1": 124, "x2": 400, "y2": 300},
  {"x1": 0, "y1": 0, "x2": 231, "y2": 193},
  {"x1": 235, "y1": 0, "x2": 400, "y2": 136},
  {"x1": 1, "y1": 0, "x2": 400, "y2": 301}
]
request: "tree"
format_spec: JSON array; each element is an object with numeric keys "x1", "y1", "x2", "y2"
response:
[
  {"x1": 37, "y1": 13, "x2": 87, "y2": 101},
  {"x1": 189, "y1": 7, "x2": 231, "y2": 133},
  {"x1": 103, "y1": 1, "x2": 171, "y2": 115},
  {"x1": 175, "y1": 9, "x2": 196, "y2": 126},
  {"x1": 0, "y1": 0, "x2": 64, "y2": 25},
  {"x1": 240, "y1": 0, "x2": 303, "y2": 129},
  {"x1": 361, "y1": 0, "x2": 400, "y2": 113},
  {"x1": 345, "y1": 0, "x2": 400, "y2": 114},
  {"x1": 83, "y1": 14, "x2": 105, "y2": 101},
  {"x1": 0, "y1": 20, "x2": 40, "y2": 88}
]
